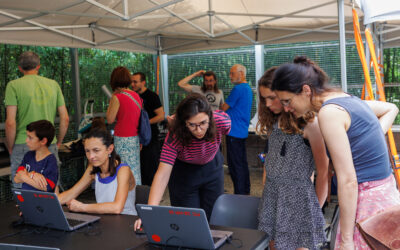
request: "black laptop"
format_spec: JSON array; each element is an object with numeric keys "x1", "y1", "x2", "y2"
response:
[
  {"x1": 12, "y1": 188, "x2": 100, "y2": 231},
  {"x1": 136, "y1": 204, "x2": 233, "y2": 249}
]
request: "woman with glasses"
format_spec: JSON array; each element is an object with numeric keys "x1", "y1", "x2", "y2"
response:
[
  {"x1": 257, "y1": 67, "x2": 328, "y2": 250},
  {"x1": 134, "y1": 93, "x2": 231, "y2": 229},
  {"x1": 272, "y1": 56, "x2": 400, "y2": 249}
]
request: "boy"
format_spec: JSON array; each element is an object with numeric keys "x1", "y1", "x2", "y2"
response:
[{"x1": 14, "y1": 120, "x2": 58, "y2": 192}]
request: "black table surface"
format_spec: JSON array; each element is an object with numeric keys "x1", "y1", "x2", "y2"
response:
[{"x1": 0, "y1": 202, "x2": 267, "y2": 250}]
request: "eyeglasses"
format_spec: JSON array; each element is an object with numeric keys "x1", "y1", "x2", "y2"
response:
[{"x1": 186, "y1": 120, "x2": 209, "y2": 131}]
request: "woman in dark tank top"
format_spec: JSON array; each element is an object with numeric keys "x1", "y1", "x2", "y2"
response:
[{"x1": 271, "y1": 56, "x2": 400, "y2": 250}]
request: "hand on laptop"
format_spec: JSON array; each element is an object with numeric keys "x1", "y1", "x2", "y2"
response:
[
  {"x1": 134, "y1": 218, "x2": 142, "y2": 230},
  {"x1": 66, "y1": 199, "x2": 85, "y2": 212}
]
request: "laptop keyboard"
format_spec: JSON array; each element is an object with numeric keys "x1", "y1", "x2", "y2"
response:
[
  {"x1": 212, "y1": 237, "x2": 220, "y2": 243},
  {"x1": 67, "y1": 218, "x2": 85, "y2": 227}
]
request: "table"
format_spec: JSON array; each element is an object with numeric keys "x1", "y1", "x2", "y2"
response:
[{"x1": 0, "y1": 202, "x2": 268, "y2": 250}]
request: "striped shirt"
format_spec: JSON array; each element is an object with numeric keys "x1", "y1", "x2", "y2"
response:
[{"x1": 160, "y1": 110, "x2": 231, "y2": 165}]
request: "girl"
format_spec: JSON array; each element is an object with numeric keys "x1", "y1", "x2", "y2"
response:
[
  {"x1": 135, "y1": 93, "x2": 231, "y2": 229},
  {"x1": 58, "y1": 128, "x2": 137, "y2": 215},
  {"x1": 272, "y1": 56, "x2": 400, "y2": 249},
  {"x1": 257, "y1": 66, "x2": 329, "y2": 250}
]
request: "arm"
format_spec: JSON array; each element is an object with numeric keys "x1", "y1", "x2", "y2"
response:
[
  {"x1": 69, "y1": 166, "x2": 135, "y2": 214},
  {"x1": 57, "y1": 166, "x2": 94, "y2": 205},
  {"x1": 149, "y1": 107, "x2": 165, "y2": 124},
  {"x1": 262, "y1": 167, "x2": 266, "y2": 186},
  {"x1": 5, "y1": 106, "x2": 17, "y2": 154},
  {"x1": 365, "y1": 100, "x2": 399, "y2": 133},
  {"x1": 177, "y1": 70, "x2": 205, "y2": 92},
  {"x1": 221, "y1": 103, "x2": 230, "y2": 111},
  {"x1": 106, "y1": 95, "x2": 120, "y2": 124},
  {"x1": 14, "y1": 169, "x2": 47, "y2": 191},
  {"x1": 148, "y1": 162, "x2": 173, "y2": 205},
  {"x1": 304, "y1": 117, "x2": 329, "y2": 207},
  {"x1": 56, "y1": 105, "x2": 69, "y2": 147},
  {"x1": 318, "y1": 106, "x2": 358, "y2": 248}
]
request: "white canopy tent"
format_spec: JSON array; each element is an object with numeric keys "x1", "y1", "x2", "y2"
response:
[{"x1": 1, "y1": 0, "x2": 399, "y2": 121}]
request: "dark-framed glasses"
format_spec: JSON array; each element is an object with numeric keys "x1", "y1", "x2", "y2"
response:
[{"x1": 186, "y1": 120, "x2": 209, "y2": 131}]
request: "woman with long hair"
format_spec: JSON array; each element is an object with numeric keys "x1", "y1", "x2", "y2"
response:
[
  {"x1": 106, "y1": 66, "x2": 142, "y2": 185},
  {"x1": 257, "y1": 67, "x2": 329, "y2": 250},
  {"x1": 58, "y1": 129, "x2": 136, "y2": 215},
  {"x1": 134, "y1": 93, "x2": 231, "y2": 229},
  {"x1": 272, "y1": 56, "x2": 400, "y2": 249}
]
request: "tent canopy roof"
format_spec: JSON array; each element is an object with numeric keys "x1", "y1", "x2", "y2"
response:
[{"x1": 1, "y1": 0, "x2": 400, "y2": 54}]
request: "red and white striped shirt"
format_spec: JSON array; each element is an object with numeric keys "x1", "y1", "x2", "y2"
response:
[{"x1": 160, "y1": 110, "x2": 231, "y2": 166}]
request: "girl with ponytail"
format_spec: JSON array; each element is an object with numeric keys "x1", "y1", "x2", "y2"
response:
[{"x1": 272, "y1": 56, "x2": 400, "y2": 249}]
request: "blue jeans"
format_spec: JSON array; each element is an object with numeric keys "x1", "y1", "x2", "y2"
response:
[
  {"x1": 226, "y1": 135, "x2": 250, "y2": 195},
  {"x1": 11, "y1": 144, "x2": 60, "y2": 188}
]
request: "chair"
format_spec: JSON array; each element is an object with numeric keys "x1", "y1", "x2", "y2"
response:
[
  {"x1": 135, "y1": 185, "x2": 151, "y2": 205},
  {"x1": 210, "y1": 194, "x2": 260, "y2": 230}
]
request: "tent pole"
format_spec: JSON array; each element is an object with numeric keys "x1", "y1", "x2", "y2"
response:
[
  {"x1": 338, "y1": 0, "x2": 347, "y2": 92},
  {"x1": 69, "y1": 48, "x2": 81, "y2": 135},
  {"x1": 160, "y1": 54, "x2": 169, "y2": 116},
  {"x1": 255, "y1": 44, "x2": 264, "y2": 109}
]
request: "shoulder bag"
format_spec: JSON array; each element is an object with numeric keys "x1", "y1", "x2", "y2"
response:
[{"x1": 121, "y1": 91, "x2": 152, "y2": 146}]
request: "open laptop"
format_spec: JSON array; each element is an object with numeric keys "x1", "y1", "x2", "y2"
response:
[
  {"x1": 12, "y1": 188, "x2": 100, "y2": 231},
  {"x1": 136, "y1": 204, "x2": 233, "y2": 249}
]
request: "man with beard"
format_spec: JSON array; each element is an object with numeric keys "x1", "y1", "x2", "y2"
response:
[
  {"x1": 178, "y1": 70, "x2": 224, "y2": 111},
  {"x1": 131, "y1": 72, "x2": 165, "y2": 186}
]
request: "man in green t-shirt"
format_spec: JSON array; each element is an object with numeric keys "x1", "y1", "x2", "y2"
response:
[{"x1": 5, "y1": 51, "x2": 69, "y2": 189}]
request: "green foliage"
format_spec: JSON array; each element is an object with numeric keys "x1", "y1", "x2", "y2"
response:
[{"x1": 0, "y1": 44, "x2": 154, "y2": 140}]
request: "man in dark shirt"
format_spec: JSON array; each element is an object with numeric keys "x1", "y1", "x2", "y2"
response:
[{"x1": 131, "y1": 72, "x2": 165, "y2": 186}]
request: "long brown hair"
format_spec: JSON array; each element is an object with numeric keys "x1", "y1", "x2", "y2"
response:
[
  {"x1": 257, "y1": 66, "x2": 314, "y2": 136},
  {"x1": 201, "y1": 71, "x2": 220, "y2": 93},
  {"x1": 169, "y1": 93, "x2": 216, "y2": 146}
]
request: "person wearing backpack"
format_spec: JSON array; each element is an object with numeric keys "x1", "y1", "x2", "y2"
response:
[{"x1": 106, "y1": 66, "x2": 142, "y2": 185}]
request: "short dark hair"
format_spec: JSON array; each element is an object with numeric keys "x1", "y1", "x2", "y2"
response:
[
  {"x1": 26, "y1": 120, "x2": 55, "y2": 147},
  {"x1": 84, "y1": 128, "x2": 121, "y2": 177},
  {"x1": 110, "y1": 66, "x2": 132, "y2": 91},
  {"x1": 19, "y1": 51, "x2": 40, "y2": 71},
  {"x1": 169, "y1": 93, "x2": 216, "y2": 146},
  {"x1": 201, "y1": 71, "x2": 219, "y2": 93},
  {"x1": 132, "y1": 72, "x2": 146, "y2": 82}
]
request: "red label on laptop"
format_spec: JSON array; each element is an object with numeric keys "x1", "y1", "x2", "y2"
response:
[
  {"x1": 33, "y1": 193, "x2": 55, "y2": 199},
  {"x1": 17, "y1": 195, "x2": 24, "y2": 202},
  {"x1": 169, "y1": 209, "x2": 201, "y2": 216},
  {"x1": 152, "y1": 234, "x2": 161, "y2": 242}
]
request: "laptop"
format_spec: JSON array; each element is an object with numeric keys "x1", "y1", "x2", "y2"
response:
[
  {"x1": 12, "y1": 188, "x2": 100, "y2": 231},
  {"x1": 136, "y1": 204, "x2": 233, "y2": 249}
]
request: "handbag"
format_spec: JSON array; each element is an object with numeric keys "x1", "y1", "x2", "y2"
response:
[
  {"x1": 121, "y1": 91, "x2": 152, "y2": 146},
  {"x1": 357, "y1": 205, "x2": 400, "y2": 250}
]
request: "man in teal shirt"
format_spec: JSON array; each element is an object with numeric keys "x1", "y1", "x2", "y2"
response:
[{"x1": 5, "y1": 51, "x2": 69, "y2": 189}]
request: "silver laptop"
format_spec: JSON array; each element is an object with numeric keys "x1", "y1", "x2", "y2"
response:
[
  {"x1": 136, "y1": 204, "x2": 233, "y2": 249},
  {"x1": 12, "y1": 188, "x2": 100, "y2": 231}
]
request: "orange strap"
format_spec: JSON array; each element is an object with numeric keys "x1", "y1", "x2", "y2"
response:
[{"x1": 353, "y1": 8, "x2": 400, "y2": 189}]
